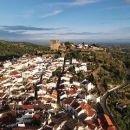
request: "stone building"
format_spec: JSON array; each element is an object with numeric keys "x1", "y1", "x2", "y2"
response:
[{"x1": 50, "y1": 40, "x2": 61, "y2": 51}]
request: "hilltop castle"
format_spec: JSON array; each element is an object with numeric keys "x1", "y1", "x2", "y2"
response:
[{"x1": 50, "y1": 40, "x2": 66, "y2": 51}]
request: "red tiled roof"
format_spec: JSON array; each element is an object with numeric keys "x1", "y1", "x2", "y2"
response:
[
  {"x1": 104, "y1": 114, "x2": 114, "y2": 126},
  {"x1": 51, "y1": 94, "x2": 57, "y2": 99},
  {"x1": 0, "y1": 77, "x2": 8, "y2": 81},
  {"x1": 27, "y1": 76, "x2": 35, "y2": 80},
  {"x1": 96, "y1": 113, "x2": 116, "y2": 130},
  {"x1": 1, "y1": 111, "x2": 16, "y2": 117},
  {"x1": 42, "y1": 97, "x2": 49, "y2": 102},
  {"x1": 10, "y1": 71, "x2": 19, "y2": 75},
  {"x1": 0, "y1": 87, "x2": 4, "y2": 90},
  {"x1": 63, "y1": 97, "x2": 74, "y2": 104},
  {"x1": 15, "y1": 75, "x2": 21, "y2": 78},
  {"x1": 80, "y1": 103, "x2": 95, "y2": 116},
  {"x1": 76, "y1": 86, "x2": 81, "y2": 89},
  {"x1": 85, "y1": 119, "x2": 96, "y2": 130},
  {"x1": 68, "y1": 89, "x2": 77, "y2": 94},
  {"x1": 33, "y1": 113, "x2": 41, "y2": 120},
  {"x1": 0, "y1": 111, "x2": 16, "y2": 125},
  {"x1": 87, "y1": 109, "x2": 95, "y2": 116},
  {"x1": 104, "y1": 115, "x2": 116, "y2": 130},
  {"x1": 18, "y1": 105, "x2": 34, "y2": 110},
  {"x1": 107, "y1": 126, "x2": 117, "y2": 130},
  {"x1": 29, "y1": 65, "x2": 36, "y2": 69},
  {"x1": 12, "y1": 128, "x2": 39, "y2": 130}
]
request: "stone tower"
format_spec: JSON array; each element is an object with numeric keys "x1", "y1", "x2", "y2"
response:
[{"x1": 50, "y1": 40, "x2": 61, "y2": 51}]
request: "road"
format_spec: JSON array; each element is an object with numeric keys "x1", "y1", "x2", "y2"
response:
[{"x1": 100, "y1": 81, "x2": 130, "y2": 130}]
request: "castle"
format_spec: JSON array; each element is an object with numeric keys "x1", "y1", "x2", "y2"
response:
[
  {"x1": 50, "y1": 40, "x2": 61, "y2": 51},
  {"x1": 50, "y1": 40, "x2": 66, "y2": 51}
]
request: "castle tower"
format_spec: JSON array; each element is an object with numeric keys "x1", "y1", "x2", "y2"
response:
[{"x1": 50, "y1": 40, "x2": 61, "y2": 51}]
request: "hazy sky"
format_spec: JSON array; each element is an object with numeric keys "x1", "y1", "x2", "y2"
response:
[{"x1": 0, "y1": 0, "x2": 130, "y2": 43}]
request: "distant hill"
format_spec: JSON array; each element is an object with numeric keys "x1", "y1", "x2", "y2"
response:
[{"x1": 0, "y1": 40, "x2": 49, "y2": 61}]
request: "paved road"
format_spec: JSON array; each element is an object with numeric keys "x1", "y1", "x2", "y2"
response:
[{"x1": 100, "y1": 81, "x2": 130, "y2": 130}]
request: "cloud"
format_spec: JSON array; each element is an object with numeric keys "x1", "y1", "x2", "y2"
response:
[
  {"x1": 37, "y1": 0, "x2": 98, "y2": 20},
  {"x1": 1, "y1": 25, "x2": 130, "y2": 43},
  {"x1": 21, "y1": 31, "x2": 104, "y2": 36},
  {"x1": 0, "y1": 29, "x2": 26, "y2": 40},
  {"x1": 41, "y1": 10, "x2": 62, "y2": 18},
  {"x1": 115, "y1": 27, "x2": 130, "y2": 33},
  {"x1": 55, "y1": 0, "x2": 98, "y2": 7},
  {"x1": 58, "y1": 31, "x2": 103, "y2": 35},
  {"x1": 0, "y1": 25, "x2": 66, "y2": 31},
  {"x1": 15, "y1": 0, "x2": 98, "y2": 19},
  {"x1": 0, "y1": 27, "x2": 104, "y2": 41},
  {"x1": 69, "y1": 0, "x2": 98, "y2": 6},
  {"x1": 0, "y1": 25, "x2": 68, "y2": 40},
  {"x1": 39, "y1": 1, "x2": 93, "y2": 19}
]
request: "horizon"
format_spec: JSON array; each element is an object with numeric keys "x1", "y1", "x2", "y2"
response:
[{"x1": 0, "y1": 0, "x2": 130, "y2": 43}]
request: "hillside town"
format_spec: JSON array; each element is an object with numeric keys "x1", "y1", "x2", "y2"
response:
[
  {"x1": 0, "y1": 0, "x2": 130, "y2": 129},
  {"x1": 0, "y1": 41, "x2": 117, "y2": 130},
  {"x1": 50, "y1": 40, "x2": 106, "y2": 52}
]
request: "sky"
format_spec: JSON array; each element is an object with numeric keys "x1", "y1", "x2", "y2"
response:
[{"x1": 0, "y1": 0, "x2": 130, "y2": 43}]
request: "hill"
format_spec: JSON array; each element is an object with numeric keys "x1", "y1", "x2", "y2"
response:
[
  {"x1": 60, "y1": 43, "x2": 127, "y2": 94},
  {"x1": 106, "y1": 44, "x2": 130, "y2": 130},
  {"x1": 0, "y1": 40, "x2": 49, "y2": 61}
]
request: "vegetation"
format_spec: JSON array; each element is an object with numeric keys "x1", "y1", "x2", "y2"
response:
[
  {"x1": 109, "y1": 45, "x2": 130, "y2": 80},
  {"x1": 52, "y1": 67, "x2": 62, "y2": 77},
  {"x1": 54, "y1": 51, "x2": 62, "y2": 59},
  {"x1": 67, "y1": 66, "x2": 75, "y2": 74},
  {"x1": 87, "y1": 74, "x2": 96, "y2": 85},
  {"x1": 107, "y1": 85, "x2": 130, "y2": 130},
  {"x1": 105, "y1": 44, "x2": 130, "y2": 130},
  {"x1": 65, "y1": 43, "x2": 130, "y2": 130},
  {"x1": 64, "y1": 45, "x2": 127, "y2": 94},
  {"x1": 0, "y1": 40, "x2": 49, "y2": 61}
]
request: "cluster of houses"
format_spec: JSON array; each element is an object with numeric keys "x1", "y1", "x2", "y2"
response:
[
  {"x1": 50, "y1": 40, "x2": 105, "y2": 52},
  {"x1": 0, "y1": 54, "x2": 116, "y2": 130}
]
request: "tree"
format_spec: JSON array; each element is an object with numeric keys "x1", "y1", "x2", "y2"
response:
[
  {"x1": 87, "y1": 74, "x2": 96, "y2": 85},
  {"x1": 54, "y1": 51, "x2": 61, "y2": 58},
  {"x1": 52, "y1": 68, "x2": 61, "y2": 77},
  {"x1": 103, "y1": 78, "x2": 108, "y2": 91},
  {"x1": 67, "y1": 66, "x2": 75, "y2": 74},
  {"x1": 64, "y1": 41, "x2": 72, "y2": 49}
]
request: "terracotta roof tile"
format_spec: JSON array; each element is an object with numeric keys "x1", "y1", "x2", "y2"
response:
[
  {"x1": 63, "y1": 97, "x2": 74, "y2": 104},
  {"x1": 10, "y1": 71, "x2": 19, "y2": 75},
  {"x1": 12, "y1": 127, "x2": 39, "y2": 130},
  {"x1": 80, "y1": 103, "x2": 95, "y2": 116},
  {"x1": 107, "y1": 126, "x2": 117, "y2": 130},
  {"x1": 104, "y1": 114, "x2": 114, "y2": 126},
  {"x1": 33, "y1": 113, "x2": 41, "y2": 120},
  {"x1": 68, "y1": 89, "x2": 77, "y2": 94},
  {"x1": 18, "y1": 105, "x2": 34, "y2": 110},
  {"x1": 0, "y1": 77, "x2": 8, "y2": 81}
]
